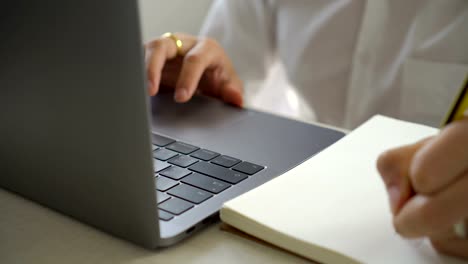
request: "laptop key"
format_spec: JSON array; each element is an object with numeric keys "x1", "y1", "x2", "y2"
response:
[
  {"x1": 152, "y1": 133, "x2": 175, "y2": 147},
  {"x1": 182, "y1": 173, "x2": 231, "y2": 194},
  {"x1": 168, "y1": 155, "x2": 199, "y2": 168},
  {"x1": 160, "y1": 166, "x2": 191, "y2": 180},
  {"x1": 190, "y1": 149, "x2": 220, "y2": 161},
  {"x1": 156, "y1": 191, "x2": 171, "y2": 204},
  {"x1": 153, "y1": 159, "x2": 171, "y2": 173},
  {"x1": 211, "y1": 155, "x2": 241, "y2": 168},
  {"x1": 159, "y1": 197, "x2": 194, "y2": 215},
  {"x1": 168, "y1": 184, "x2": 213, "y2": 204},
  {"x1": 153, "y1": 148, "x2": 178, "y2": 161},
  {"x1": 232, "y1": 161, "x2": 265, "y2": 175},
  {"x1": 156, "y1": 176, "x2": 178, "y2": 191},
  {"x1": 158, "y1": 210, "x2": 174, "y2": 221},
  {"x1": 189, "y1": 162, "x2": 248, "y2": 184},
  {"x1": 167, "y1": 142, "x2": 199, "y2": 155},
  {"x1": 152, "y1": 144, "x2": 159, "y2": 151}
]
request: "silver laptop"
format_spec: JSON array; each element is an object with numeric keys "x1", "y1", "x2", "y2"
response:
[{"x1": 0, "y1": 0, "x2": 344, "y2": 248}]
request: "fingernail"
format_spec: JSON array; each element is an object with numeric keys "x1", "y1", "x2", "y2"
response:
[
  {"x1": 387, "y1": 185, "x2": 401, "y2": 215},
  {"x1": 175, "y1": 89, "x2": 187, "y2": 102}
]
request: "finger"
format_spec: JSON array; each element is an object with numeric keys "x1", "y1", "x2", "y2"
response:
[
  {"x1": 200, "y1": 68, "x2": 244, "y2": 107},
  {"x1": 409, "y1": 118, "x2": 468, "y2": 194},
  {"x1": 146, "y1": 34, "x2": 196, "y2": 96},
  {"x1": 146, "y1": 39, "x2": 173, "y2": 96},
  {"x1": 393, "y1": 170, "x2": 468, "y2": 238},
  {"x1": 174, "y1": 39, "x2": 221, "y2": 103},
  {"x1": 217, "y1": 67, "x2": 244, "y2": 107},
  {"x1": 160, "y1": 57, "x2": 184, "y2": 86},
  {"x1": 377, "y1": 138, "x2": 433, "y2": 214},
  {"x1": 220, "y1": 83, "x2": 244, "y2": 107}
]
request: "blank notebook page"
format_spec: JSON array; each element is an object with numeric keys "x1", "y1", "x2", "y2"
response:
[{"x1": 221, "y1": 115, "x2": 467, "y2": 264}]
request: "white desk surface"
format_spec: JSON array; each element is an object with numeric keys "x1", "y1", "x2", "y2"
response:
[{"x1": 0, "y1": 189, "x2": 314, "y2": 264}]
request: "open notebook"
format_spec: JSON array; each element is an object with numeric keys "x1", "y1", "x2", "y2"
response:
[{"x1": 220, "y1": 115, "x2": 467, "y2": 264}]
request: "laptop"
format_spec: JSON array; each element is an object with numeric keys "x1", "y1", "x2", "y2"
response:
[{"x1": 0, "y1": 1, "x2": 344, "y2": 248}]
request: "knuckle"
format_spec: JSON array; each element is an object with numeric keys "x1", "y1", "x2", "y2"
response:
[
  {"x1": 376, "y1": 150, "x2": 395, "y2": 176},
  {"x1": 184, "y1": 53, "x2": 204, "y2": 65},
  {"x1": 376, "y1": 150, "x2": 401, "y2": 185},
  {"x1": 149, "y1": 39, "x2": 166, "y2": 50},
  {"x1": 201, "y1": 37, "x2": 220, "y2": 49}
]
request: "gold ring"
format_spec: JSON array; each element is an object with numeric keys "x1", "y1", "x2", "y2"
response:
[{"x1": 162, "y1": 32, "x2": 183, "y2": 56}]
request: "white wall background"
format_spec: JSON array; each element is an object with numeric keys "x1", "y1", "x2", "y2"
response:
[{"x1": 138, "y1": 0, "x2": 213, "y2": 42}]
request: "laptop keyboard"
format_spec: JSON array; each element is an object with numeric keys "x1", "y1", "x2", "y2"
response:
[{"x1": 152, "y1": 133, "x2": 265, "y2": 221}]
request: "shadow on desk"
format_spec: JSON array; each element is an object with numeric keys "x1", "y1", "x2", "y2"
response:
[{"x1": 0, "y1": 189, "x2": 311, "y2": 264}]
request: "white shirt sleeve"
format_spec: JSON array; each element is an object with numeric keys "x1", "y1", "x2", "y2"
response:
[{"x1": 199, "y1": 0, "x2": 276, "y2": 82}]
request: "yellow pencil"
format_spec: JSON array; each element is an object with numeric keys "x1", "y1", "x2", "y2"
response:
[
  {"x1": 441, "y1": 74, "x2": 468, "y2": 239},
  {"x1": 442, "y1": 75, "x2": 468, "y2": 125}
]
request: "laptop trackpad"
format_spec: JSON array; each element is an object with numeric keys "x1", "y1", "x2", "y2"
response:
[{"x1": 150, "y1": 93, "x2": 248, "y2": 141}]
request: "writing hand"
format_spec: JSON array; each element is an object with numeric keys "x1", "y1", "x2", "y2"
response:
[{"x1": 377, "y1": 118, "x2": 468, "y2": 258}]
